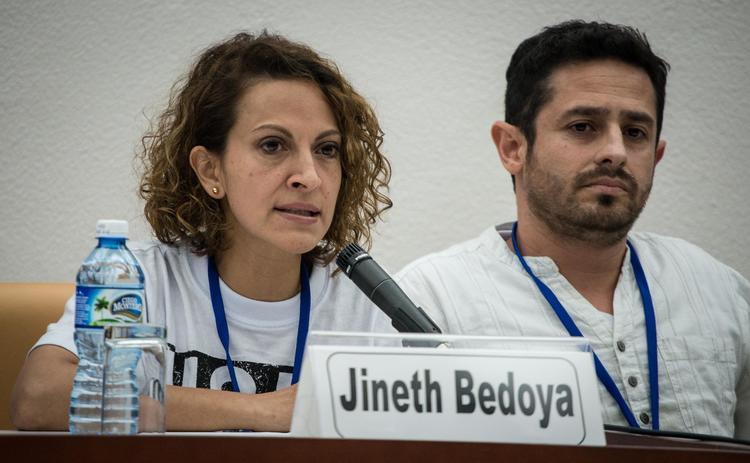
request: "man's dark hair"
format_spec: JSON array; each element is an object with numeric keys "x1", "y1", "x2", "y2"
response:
[{"x1": 505, "y1": 20, "x2": 670, "y2": 148}]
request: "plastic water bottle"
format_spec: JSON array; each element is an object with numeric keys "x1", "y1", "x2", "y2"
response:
[{"x1": 69, "y1": 220, "x2": 145, "y2": 434}]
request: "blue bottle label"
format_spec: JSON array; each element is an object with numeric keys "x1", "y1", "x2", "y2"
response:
[{"x1": 75, "y1": 286, "x2": 144, "y2": 327}]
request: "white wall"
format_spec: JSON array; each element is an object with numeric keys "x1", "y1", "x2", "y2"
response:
[{"x1": 1, "y1": 0, "x2": 749, "y2": 282}]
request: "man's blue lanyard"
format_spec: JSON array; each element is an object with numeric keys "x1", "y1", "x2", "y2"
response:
[
  {"x1": 510, "y1": 222, "x2": 659, "y2": 429},
  {"x1": 207, "y1": 256, "x2": 311, "y2": 392}
]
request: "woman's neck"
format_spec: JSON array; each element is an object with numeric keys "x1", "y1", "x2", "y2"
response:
[{"x1": 214, "y1": 244, "x2": 302, "y2": 302}]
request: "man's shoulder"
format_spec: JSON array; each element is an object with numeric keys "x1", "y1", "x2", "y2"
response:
[
  {"x1": 629, "y1": 231, "x2": 718, "y2": 263},
  {"x1": 397, "y1": 225, "x2": 512, "y2": 280},
  {"x1": 628, "y1": 231, "x2": 746, "y2": 282}
]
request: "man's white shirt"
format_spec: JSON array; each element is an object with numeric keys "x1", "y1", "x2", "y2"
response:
[{"x1": 396, "y1": 224, "x2": 750, "y2": 438}]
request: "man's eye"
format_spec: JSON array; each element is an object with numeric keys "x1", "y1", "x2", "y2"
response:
[
  {"x1": 625, "y1": 127, "x2": 647, "y2": 139},
  {"x1": 569, "y1": 122, "x2": 592, "y2": 133},
  {"x1": 317, "y1": 142, "x2": 340, "y2": 158},
  {"x1": 260, "y1": 139, "x2": 284, "y2": 153}
]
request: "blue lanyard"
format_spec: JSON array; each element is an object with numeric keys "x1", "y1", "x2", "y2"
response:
[
  {"x1": 207, "y1": 256, "x2": 311, "y2": 392},
  {"x1": 510, "y1": 222, "x2": 659, "y2": 429}
]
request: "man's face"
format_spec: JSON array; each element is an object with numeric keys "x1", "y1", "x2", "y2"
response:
[{"x1": 519, "y1": 59, "x2": 665, "y2": 246}]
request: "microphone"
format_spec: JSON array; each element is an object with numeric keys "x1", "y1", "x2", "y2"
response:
[{"x1": 336, "y1": 243, "x2": 442, "y2": 334}]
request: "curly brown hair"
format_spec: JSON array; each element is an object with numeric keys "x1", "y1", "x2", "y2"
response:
[{"x1": 138, "y1": 32, "x2": 392, "y2": 264}]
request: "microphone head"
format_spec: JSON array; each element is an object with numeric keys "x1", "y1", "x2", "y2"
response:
[{"x1": 336, "y1": 243, "x2": 368, "y2": 275}]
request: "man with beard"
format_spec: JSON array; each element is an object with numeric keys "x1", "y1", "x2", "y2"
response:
[{"x1": 396, "y1": 20, "x2": 749, "y2": 438}]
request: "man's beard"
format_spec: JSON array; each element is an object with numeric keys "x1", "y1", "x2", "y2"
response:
[{"x1": 524, "y1": 151, "x2": 653, "y2": 247}]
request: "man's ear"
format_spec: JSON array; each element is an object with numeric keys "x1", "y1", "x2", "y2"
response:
[
  {"x1": 491, "y1": 121, "x2": 527, "y2": 177},
  {"x1": 655, "y1": 139, "x2": 666, "y2": 166},
  {"x1": 189, "y1": 146, "x2": 224, "y2": 198}
]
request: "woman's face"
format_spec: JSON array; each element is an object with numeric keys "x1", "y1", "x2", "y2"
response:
[{"x1": 213, "y1": 79, "x2": 342, "y2": 259}]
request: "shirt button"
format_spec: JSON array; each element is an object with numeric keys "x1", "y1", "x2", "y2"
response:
[
  {"x1": 640, "y1": 412, "x2": 650, "y2": 425},
  {"x1": 628, "y1": 376, "x2": 638, "y2": 387},
  {"x1": 616, "y1": 340, "x2": 626, "y2": 352}
]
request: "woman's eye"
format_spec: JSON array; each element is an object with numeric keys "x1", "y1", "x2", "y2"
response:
[
  {"x1": 260, "y1": 138, "x2": 284, "y2": 154},
  {"x1": 317, "y1": 142, "x2": 340, "y2": 158}
]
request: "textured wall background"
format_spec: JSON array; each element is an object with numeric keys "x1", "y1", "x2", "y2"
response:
[{"x1": 1, "y1": 0, "x2": 749, "y2": 282}]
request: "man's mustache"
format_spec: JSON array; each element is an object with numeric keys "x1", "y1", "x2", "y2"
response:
[{"x1": 575, "y1": 166, "x2": 638, "y2": 192}]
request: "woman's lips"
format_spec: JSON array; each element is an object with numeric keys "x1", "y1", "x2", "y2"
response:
[
  {"x1": 275, "y1": 208, "x2": 318, "y2": 217},
  {"x1": 274, "y1": 204, "x2": 321, "y2": 224}
]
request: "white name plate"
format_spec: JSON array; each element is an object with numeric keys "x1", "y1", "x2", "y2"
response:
[{"x1": 291, "y1": 333, "x2": 605, "y2": 446}]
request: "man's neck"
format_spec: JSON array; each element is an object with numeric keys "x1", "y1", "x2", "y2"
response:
[
  {"x1": 511, "y1": 214, "x2": 628, "y2": 314},
  {"x1": 215, "y1": 238, "x2": 302, "y2": 302}
]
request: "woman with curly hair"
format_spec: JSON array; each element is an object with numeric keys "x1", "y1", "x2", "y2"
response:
[{"x1": 12, "y1": 32, "x2": 393, "y2": 432}]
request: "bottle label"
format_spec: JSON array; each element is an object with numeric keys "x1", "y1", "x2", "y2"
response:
[{"x1": 75, "y1": 286, "x2": 144, "y2": 327}]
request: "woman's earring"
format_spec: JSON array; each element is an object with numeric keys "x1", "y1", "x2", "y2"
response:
[{"x1": 211, "y1": 186, "x2": 220, "y2": 195}]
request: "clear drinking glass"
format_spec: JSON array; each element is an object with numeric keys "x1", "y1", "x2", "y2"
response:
[{"x1": 102, "y1": 324, "x2": 167, "y2": 434}]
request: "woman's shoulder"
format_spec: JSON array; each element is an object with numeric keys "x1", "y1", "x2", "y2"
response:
[
  {"x1": 310, "y1": 260, "x2": 370, "y2": 310},
  {"x1": 310, "y1": 260, "x2": 365, "y2": 300},
  {"x1": 129, "y1": 241, "x2": 196, "y2": 267},
  {"x1": 129, "y1": 241, "x2": 207, "y2": 292},
  {"x1": 310, "y1": 260, "x2": 394, "y2": 333}
]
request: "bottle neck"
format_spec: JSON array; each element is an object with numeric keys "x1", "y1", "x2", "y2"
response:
[{"x1": 97, "y1": 237, "x2": 127, "y2": 249}]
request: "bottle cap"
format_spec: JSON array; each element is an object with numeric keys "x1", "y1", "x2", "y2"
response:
[{"x1": 95, "y1": 219, "x2": 129, "y2": 238}]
